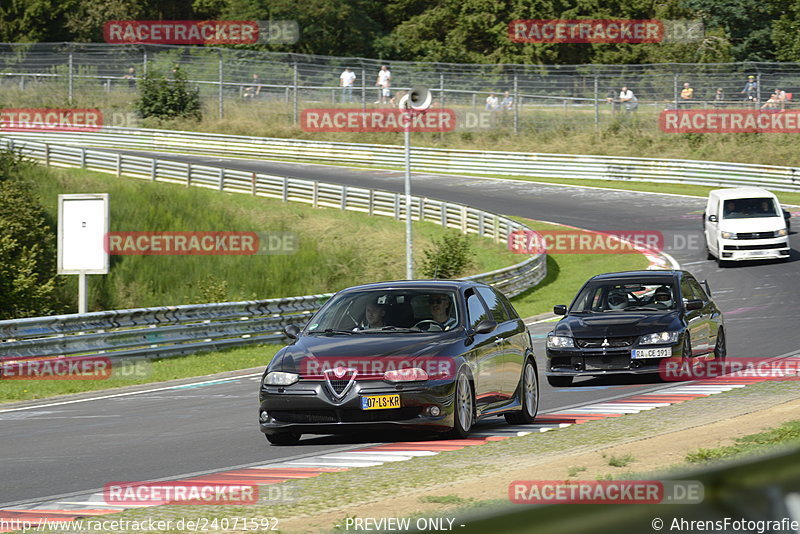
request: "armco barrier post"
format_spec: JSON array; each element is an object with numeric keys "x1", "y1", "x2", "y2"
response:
[{"x1": 218, "y1": 52, "x2": 224, "y2": 119}]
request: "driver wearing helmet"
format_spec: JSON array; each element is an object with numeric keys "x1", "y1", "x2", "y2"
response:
[
  {"x1": 607, "y1": 288, "x2": 628, "y2": 310},
  {"x1": 652, "y1": 286, "x2": 674, "y2": 309}
]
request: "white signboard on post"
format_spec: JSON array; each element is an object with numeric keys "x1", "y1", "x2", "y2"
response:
[{"x1": 58, "y1": 194, "x2": 109, "y2": 313}]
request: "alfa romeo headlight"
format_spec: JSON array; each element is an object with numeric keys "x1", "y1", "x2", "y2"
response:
[
  {"x1": 640, "y1": 331, "x2": 680, "y2": 345},
  {"x1": 263, "y1": 371, "x2": 299, "y2": 386},
  {"x1": 547, "y1": 335, "x2": 575, "y2": 349}
]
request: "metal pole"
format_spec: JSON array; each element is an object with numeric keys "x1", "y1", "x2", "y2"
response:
[
  {"x1": 756, "y1": 72, "x2": 762, "y2": 107},
  {"x1": 513, "y1": 73, "x2": 519, "y2": 134},
  {"x1": 218, "y1": 53, "x2": 224, "y2": 119},
  {"x1": 404, "y1": 115, "x2": 413, "y2": 280},
  {"x1": 674, "y1": 73, "x2": 679, "y2": 110},
  {"x1": 594, "y1": 76, "x2": 599, "y2": 128},
  {"x1": 68, "y1": 49, "x2": 74, "y2": 104},
  {"x1": 293, "y1": 63, "x2": 298, "y2": 125},
  {"x1": 361, "y1": 68, "x2": 366, "y2": 112},
  {"x1": 78, "y1": 273, "x2": 87, "y2": 314},
  {"x1": 143, "y1": 49, "x2": 148, "y2": 76},
  {"x1": 439, "y1": 73, "x2": 445, "y2": 140}
]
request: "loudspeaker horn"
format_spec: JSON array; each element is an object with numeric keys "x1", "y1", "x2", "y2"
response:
[{"x1": 398, "y1": 86, "x2": 432, "y2": 110}]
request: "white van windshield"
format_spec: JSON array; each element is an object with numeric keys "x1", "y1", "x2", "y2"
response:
[{"x1": 722, "y1": 197, "x2": 778, "y2": 219}]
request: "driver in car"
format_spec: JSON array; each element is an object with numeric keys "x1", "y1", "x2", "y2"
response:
[
  {"x1": 356, "y1": 299, "x2": 387, "y2": 330},
  {"x1": 418, "y1": 293, "x2": 457, "y2": 331},
  {"x1": 651, "y1": 286, "x2": 674, "y2": 309}
]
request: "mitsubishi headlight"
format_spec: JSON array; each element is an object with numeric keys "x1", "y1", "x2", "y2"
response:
[
  {"x1": 547, "y1": 335, "x2": 575, "y2": 349},
  {"x1": 720, "y1": 231, "x2": 737, "y2": 239},
  {"x1": 777, "y1": 228, "x2": 788, "y2": 237},
  {"x1": 263, "y1": 371, "x2": 299, "y2": 386},
  {"x1": 640, "y1": 331, "x2": 680, "y2": 345}
]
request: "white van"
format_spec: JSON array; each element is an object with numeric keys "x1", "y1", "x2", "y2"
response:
[{"x1": 704, "y1": 187, "x2": 790, "y2": 264}]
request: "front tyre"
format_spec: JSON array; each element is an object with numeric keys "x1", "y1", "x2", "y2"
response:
[
  {"x1": 505, "y1": 359, "x2": 539, "y2": 424},
  {"x1": 264, "y1": 431, "x2": 301, "y2": 445},
  {"x1": 449, "y1": 371, "x2": 474, "y2": 438},
  {"x1": 714, "y1": 328, "x2": 726, "y2": 362}
]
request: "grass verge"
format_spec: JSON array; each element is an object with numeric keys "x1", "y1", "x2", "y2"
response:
[
  {"x1": 27, "y1": 165, "x2": 522, "y2": 311},
  {"x1": 0, "y1": 344, "x2": 280, "y2": 403}
]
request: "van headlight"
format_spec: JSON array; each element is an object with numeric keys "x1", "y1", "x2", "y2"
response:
[
  {"x1": 640, "y1": 331, "x2": 680, "y2": 345},
  {"x1": 547, "y1": 335, "x2": 575, "y2": 349},
  {"x1": 263, "y1": 371, "x2": 299, "y2": 386},
  {"x1": 720, "y1": 231, "x2": 737, "y2": 239},
  {"x1": 777, "y1": 228, "x2": 788, "y2": 237}
]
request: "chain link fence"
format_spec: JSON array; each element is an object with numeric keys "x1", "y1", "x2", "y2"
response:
[{"x1": 4, "y1": 43, "x2": 800, "y2": 131}]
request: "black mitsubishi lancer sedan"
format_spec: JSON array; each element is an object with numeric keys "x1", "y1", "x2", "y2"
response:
[
  {"x1": 545, "y1": 270, "x2": 725, "y2": 387},
  {"x1": 259, "y1": 280, "x2": 539, "y2": 445}
]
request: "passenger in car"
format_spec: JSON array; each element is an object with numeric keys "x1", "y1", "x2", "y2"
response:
[{"x1": 607, "y1": 289, "x2": 628, "y2": 310}]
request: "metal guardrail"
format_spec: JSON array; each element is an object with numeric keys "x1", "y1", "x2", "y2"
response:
[
  {"x1": 6, "y1": 127, "x2": 800, "y2": 192},
  {"x1": 451, "y1": 445, "x2": 800, "y2": 534},
  {"x1": 0, "y1": 137, "x2": 546, "y2": 362}
]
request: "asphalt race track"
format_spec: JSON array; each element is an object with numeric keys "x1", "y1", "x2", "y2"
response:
[{"x1": 1, "y1": 151, "x2": 797, "y2": 507}]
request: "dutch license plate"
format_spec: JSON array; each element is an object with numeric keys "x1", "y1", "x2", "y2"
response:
[
  {"x1": 360, "y1": 394, "x2": 401, "y2": 410},
  {"x1": 632, "y1": 348, "x2": 671, "y2": 359}
]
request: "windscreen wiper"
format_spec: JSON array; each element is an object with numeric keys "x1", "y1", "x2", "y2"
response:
[{"x1": 308, "y1": 328, "x2": 361, "y2": 335}]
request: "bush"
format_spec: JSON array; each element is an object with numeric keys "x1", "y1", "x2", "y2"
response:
[
  {"x1": 420, "y1": 232, "x2": 475, "y2": 279},
  {"x1": 0, "y1": 150, "x2": 61, "y2": 319},
  {"x1": 135, "y1": 66, "x2": 201, "y2": 121}
]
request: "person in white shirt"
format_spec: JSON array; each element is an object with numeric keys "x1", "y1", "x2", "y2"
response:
[
  {"x1": 500, "y1": 91, "x2": 513, "y2": 110},
  {"x1": 375, "y1": 65, "x2": 391, "y2": 105},
  {"x1": 619, "y1": 86, "x2": 638, "y2": 112},
  {"x1": 486, "y1": 93, "x2": 499, "y2": 111},
  {"x1": 339, "y1": 68, "x2": 356, "y2": 103}
]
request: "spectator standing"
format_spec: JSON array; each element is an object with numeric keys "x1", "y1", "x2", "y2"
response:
[
  {"x1": 500, "y1": 91, "x2": 513, "y2": 111},
  {"x1": 775, "y1": 87, "x2": 787, "y2": 109},
  {"x1": 713, "y1": 87, "x2": 725, "y2": 108},
  {"x1": 375, "y1": 65, "x2": 391, "y2": 105},
  {"x1": 243, "y1": 74, "x2": 262, "y2": 99},
  {"x1": 741, "y1": 75, "x2": 758, "y2": 102},
  {"x1": 618, "y1": 86, "x2": 638, "y2": 112},
  {"x1": 485, "y1": 93, "x2": 499, "y2": 111},
  {"x1": 680, "y1": 82, "x2": 694, "y2": 107},
  {"x1": 339, "y1": 67, "x2": 356, "y2": 103},
  {"x1": 123, "y1": 67, "x2": 136, "y2": 90}
]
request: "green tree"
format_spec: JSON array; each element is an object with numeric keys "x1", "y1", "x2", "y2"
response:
[
  {"x1": 420, "y1": 232, "x2": 475, "y2": 279},
  {"x1": 136, "y1": 67, "x2": 202, "y2": 120},
  {"x1": 222, "y1": 0, "x2": 385, "y2": 56},
  {"x1": 0, "y1": 152, "x2": 60, "y2": 320},
  {"x1": 773, "y1": 0, "x2": 800, "y2": 61},
  {"x1": 682, "y1": 0, "x2": 782, "y2": 61}
]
